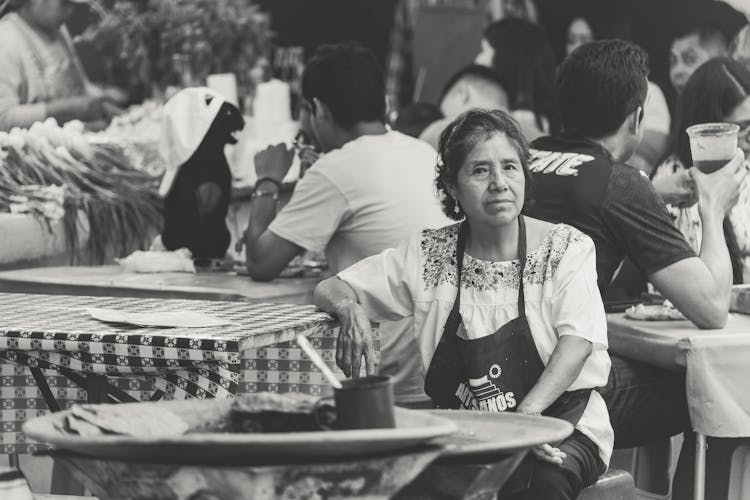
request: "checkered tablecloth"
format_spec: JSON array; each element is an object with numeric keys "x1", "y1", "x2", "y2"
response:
[{"x1": 0, "y1": 292, "x2": 345, "y2": 454}]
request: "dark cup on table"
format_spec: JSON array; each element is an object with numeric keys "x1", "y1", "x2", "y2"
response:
[
  {"x1": 686, "y1": 123, "x2": 740, "y2": 173},
  {"x1": 334, "y1": 375, "x2": 396, "y2": 430}
]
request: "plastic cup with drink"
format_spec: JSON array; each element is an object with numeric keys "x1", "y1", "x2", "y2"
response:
[{"x1": 686, "y1": 123, "x2": 740, "y2": 173}]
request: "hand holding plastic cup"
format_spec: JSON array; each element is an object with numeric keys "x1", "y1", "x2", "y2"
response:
[{"x1": 686, "y1": 123, "x2": 740, "y2": 173}]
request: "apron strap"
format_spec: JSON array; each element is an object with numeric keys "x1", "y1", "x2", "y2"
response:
[
  {"x1": 517, "y1": 215, "x2": 527, "y2": 318},
  {"x1": 450, "y1": 222, "x2": 469, "y2": 318}
]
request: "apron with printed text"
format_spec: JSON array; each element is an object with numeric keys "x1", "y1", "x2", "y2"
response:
[{"x1": 424, "y1": 216, "x2": 591, "y2": 425}]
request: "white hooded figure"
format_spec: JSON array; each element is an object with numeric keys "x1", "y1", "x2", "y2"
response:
[{"x1": 158, "y1": 87, "x2": 244, "y2": 262}]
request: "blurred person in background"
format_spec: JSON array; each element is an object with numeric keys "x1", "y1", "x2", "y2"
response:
[
  {"x1": 565, "y1": 5, "x2": 671, "y2": 175},
  {"x1": 0, "y1": 0, "x2": 126, "y2": 130},
  {"x1": 384, "y1": 0, "x2": 537, "y2": 112},
  {"x1": 244, "y1": 42, "x2": 451, "y2": 406},
  {"x1": 475, "y1": 18, "x2": 559, "y2": 141},
  {"x1": 652, "y1": 58, "x2": 750, "y2": 284},
  {"x1": 418, "y1": 64, "x2": 508, "y2": 148},
  {"x1": 669, "y1": 22, "x2": 728, "y2": 95}
]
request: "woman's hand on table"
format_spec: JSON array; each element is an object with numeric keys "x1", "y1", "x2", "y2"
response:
[
  {"x1": 313, "y1": 277, "x2": 377, "y2": 378},
  {"x1": 334, "y1": 301, "x2": 377, "y2": 378},
  {"x1": 531, "y1": 443, "x2": 567, "y2": 466}
]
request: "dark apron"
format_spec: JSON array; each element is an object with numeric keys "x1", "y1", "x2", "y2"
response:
[{"x1": 424, "y1": 216, "x2": 591, "y2": 426}]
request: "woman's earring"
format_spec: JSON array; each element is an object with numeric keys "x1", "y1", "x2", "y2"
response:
[{"x1": 454, "y1": 202, "x2": 461, "y2": 215}]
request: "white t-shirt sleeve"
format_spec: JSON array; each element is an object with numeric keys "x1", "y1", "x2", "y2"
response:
[
  {"x1": 643, "y1": 81, "x2": 671, "y2": 135},
  {"x1": 268, "y1": 168, "x2": 350, "y2": 254},
  {"x1": 337, "y1": 234, "x2": 419, "y2": 322},
  {"x1": 549, "y1": 234, "x2": 608, "y2": 350}
]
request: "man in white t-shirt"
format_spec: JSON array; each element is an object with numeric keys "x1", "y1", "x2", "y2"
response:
[{"x1": 243, "y1": 42, "x2": 451, "y2": 404}]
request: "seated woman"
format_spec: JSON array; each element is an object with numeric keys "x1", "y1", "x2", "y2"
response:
[
  {"x1": 474, "y1": 19, "x2": 559, "y2": 141},
  {"x1": 315, "y1": 109, "x2": 612, "y2": 499},
  {"x1": 652, "y1": 58, "x2": 750, "y2": 283},
  {"x1": 0, "y1": 0, "x2": 124, "y2": 130}
]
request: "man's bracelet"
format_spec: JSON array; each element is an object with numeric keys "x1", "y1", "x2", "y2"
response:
[
  {"x1": 255, "y1": 177, "x2": 282, "y2": 192},
  {"x1": 251, "y1": 189, "x2": 279, "y2": 201}
]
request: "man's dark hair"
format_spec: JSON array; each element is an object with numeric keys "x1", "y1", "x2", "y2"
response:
[
  {"x1": 557, "y1": 39, "x2": 649, "y2": 137},
  {"x1": 301, "y1": 42, "x2": 386, "y2": 129},
  {"x1": 439, "y1": 64, "x2": 507, "y2": 103},
  {"x1": 672, "y1": 22, "x2": 728, "y2": 50}
]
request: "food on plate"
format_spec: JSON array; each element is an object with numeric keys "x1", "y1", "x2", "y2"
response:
[
  {"x1": 65, "y1": 404, "x2": 189, "y2": 437},
  {"x1": 65, "y1": 413, "x2": 105, "y2": 437},
  {"x1": 625, "y1": 301, "x2": 686, "y2": 321},
  {"x1": 57, "y1": 393, "x2": 337, "y2": 438},
  {"x1": 211, "y1": 393, "x2": 337, "y2": 433}
]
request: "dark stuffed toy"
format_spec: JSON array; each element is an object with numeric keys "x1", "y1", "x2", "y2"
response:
[{"x1": 161, "y1": 100, "x2": 245, "y2": 262}]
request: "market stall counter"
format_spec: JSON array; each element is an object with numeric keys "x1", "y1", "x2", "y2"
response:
[
  {"x1": 0, "y1": 292, "x2": 345, "y2": 456},
  {"x1": 607, "y1": 311, "x2": 750, "y2": 500},
  {"x1": 0, "y1": 265, "x2": 323, "y2": 305}
]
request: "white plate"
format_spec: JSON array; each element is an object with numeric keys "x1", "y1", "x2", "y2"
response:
[{"x1": 23, "y1": 399, "x2": 457, "y2": 464}]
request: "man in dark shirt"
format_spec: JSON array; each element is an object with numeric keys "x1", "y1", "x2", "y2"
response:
[
  {"x1": 526, "y1": 39, "x2": 746, "y2": 481},
  {"x1": 529, "y1": 137, "x2": 697, "y2": 294}
]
